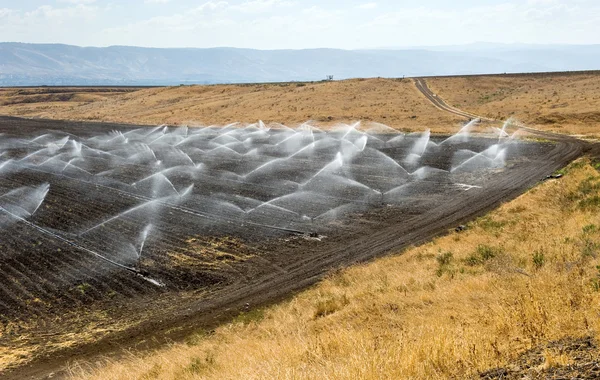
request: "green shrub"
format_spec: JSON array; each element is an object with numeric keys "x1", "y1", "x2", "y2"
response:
[
  {"x1": 465, "y1": 245, "x2": 502, "y2": 266},
  {"x1": 532, "y1": 250, "x2": 545, "y2": 269},
  {"x1": 436, "y1": 251, "x2": 453, "y2": 266},
  {"x1": 436, "y1": 251, "x2": 455, "y2": 277},
  {"x1": 233, "y1": 308, "x2": 265, "y2": 325},
  {"x1": 583, "y1": 224, "x2": 598, "y2": 234}
]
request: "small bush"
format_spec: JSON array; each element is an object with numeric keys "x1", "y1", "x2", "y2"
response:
[
  {"x1": 578, "y1": 176, "x2": 600, "y2": 196},
  {"x1": 75, "y1": 283, "x2": 92, "y2": 295},
  {"x1": 233, "y1": 309, "x2": 265, "y2": 325},
  {"x1": 186, "y1": 353, "x2": 214, "y2": 374},
  {"x1": 579, "y1": 196, "x2": 600, "y2": 210},
  {"x1": 436, "y1": 251, "x2": 453, "y2": 266},
  {"x1": 582, "y1": 224, "x2": 598, "y2": 234},
  {"x1": 185, "y1": 329, "x2": 212, "y2": 346},
  {"x1": 580, "y1": 238, "x2": 599, "y2": 259},
  {"x1": 314, "y1": 294, "x2": 349, "y2": 319},
  {"x1": 532, "y1": 250, "x2": 546, "y2": 269},
  {"x1": 465, "y1": 245, "x2": 501, "y2": 266},
  {"x1": 436, "y1": 251, "x2": 454, "y2": 277},
  {"x1": 478, "y1": 216, "x2": 507, "y2": 232},
  {"x1": 591, "y1": 266, "x2": 600, "y2": 292},
  {"x1": 478, "y1": 245, "x2": 499, "y2": 261}
]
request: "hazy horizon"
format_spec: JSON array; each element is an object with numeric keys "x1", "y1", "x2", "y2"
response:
[
  {"x1": 3, "y1": 41, "x2": 600, "y2": 51},
  {"x1": 2, "y1": 42, "x2": 600, "y2": 86}
]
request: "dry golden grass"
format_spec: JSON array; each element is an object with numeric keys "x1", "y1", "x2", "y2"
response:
[
  {"x1": 0, "y1": 79, "x2": 462, "y2": 133},
  {"x1": 4, "y1": 73, "x2": 600, "y2": 136},
  {"x1": 70, "y1": 158, "x2": 600, "y2": 380},
  {"x1": 428, "y1": 72, "x2": 600, "y2": 137}
]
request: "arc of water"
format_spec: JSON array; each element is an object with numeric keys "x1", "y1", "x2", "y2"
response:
[
  {"x1": 174, "y1": 148, "x2": 196, "y2": 166},
  {"x1": 440, "y1": 119, "x2": 479, "y2": 145},
  {"x1": 409, "y1": 129, "x2": 431, "y2": 157},
  {"x1": 12, "y1": 155, "x2": 307, "y2": 235},
  {"x1": 37, "y1": 154, "x2": 68, "y2": 167},
  {"x1": 207, "y1": 144, "x2": 242, "y2": 156},
  {"x1": 246, "y1": 193, "x2": 302, "y2": 216},
  {"x1": 410, "y1": 166, "x2": 449, "y2": 180},
  {"x1": 450, "y1": 147, "x2": 506, "y2": 172},
  {"x1": 492, "y1": 127, "x2": 510, "y2": 138},
  {"x1": 501, "y1": 118, "x2": 514, "y2": 136},
  {"x1": 138, "y1": 223, "x2": 153, "y2": 258},
  {"x1": 455, "y1": 183, "x2": 482, "y2": 191},
  {"x1": 303, "y1": 152, "x2": 344, "y2": 185},
  {"x1": 0, "y1": 183, "x2": 50, "y2": 219},
  {"x1": 62, "y1": 158, "x2": 93, "y2": 176},
  {"x1": 0, "y1": 205, "x2": 164, "y2": 286},
  {"x1": 29, "y1": 133, "x2": 53, "y2": 144},
  {"x1": 345, "y1": 135, "x2": 368, "y2": 152},
  {"x1": 133, "y1": 166, "x2": 185, "y2": 187},
  {"x1": 288, "y1": 142, "x2": 316, "y2": 158},
  {"x1": 0, "y1": 159, "x2": 13, "y2": 172},
  {"x1": 79, "y1": 196, "x2": 170, "y2": 236},
  {"x1": 274, "y1": 131, "x2": 303, "y2": 147},
  {"x1": 243, "y1": 157, "x2": 287, "y2": 178},
  {"x1": 385, "y1": 134, "x2": 405, "y2": 147},
  {"x1": 19, "y1": 147, "x2": 51, "y2": 163},
  {"x1": 340, "y1": 121, "x2": 362, "y2": 140}
]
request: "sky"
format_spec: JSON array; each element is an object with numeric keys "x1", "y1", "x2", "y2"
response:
[{"x1": 0, "y1": 0, "x2": 599, "y2": 49}]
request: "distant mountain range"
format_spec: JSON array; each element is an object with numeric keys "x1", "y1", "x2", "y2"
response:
[{"x1": 1, "y1": 42, "x2": 599, "y2": 86}]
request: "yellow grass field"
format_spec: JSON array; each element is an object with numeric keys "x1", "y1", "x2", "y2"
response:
[
  {"x1": 71, "y1": 158, "x2": 600, "y2": 379},
  {"x1": 428, "y1": 72, "x2": 600, "y2": 137},
  {"x1": 2, "y1": 72, "x2": 600, "y2": 137},
  {"x1": 0, "y1": 79, "x2": 462, "y2": 133}
]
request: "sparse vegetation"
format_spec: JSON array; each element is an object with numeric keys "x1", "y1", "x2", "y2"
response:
[
  {"x1": 0, "y1": 78, "x2": 463, "y2": 133},
  {"x1": 465, "y1": 244, "x2": 502, "y2": 266},
  {"x1": 429, "y1": 73, "x2": 600, "y2": 136}
]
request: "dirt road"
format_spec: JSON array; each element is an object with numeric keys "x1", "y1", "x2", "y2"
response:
[{"x1": 414, "y1": 77, "x2": 493, "y2": 121}]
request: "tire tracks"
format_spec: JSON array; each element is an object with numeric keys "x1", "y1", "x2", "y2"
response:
[{"x1": 413, "y1": 77, "x2": 494, "y2": 121}]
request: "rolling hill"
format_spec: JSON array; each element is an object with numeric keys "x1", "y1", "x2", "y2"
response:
[{"x1": 1, "y1": 42, "x2": 600, "y2": 85}]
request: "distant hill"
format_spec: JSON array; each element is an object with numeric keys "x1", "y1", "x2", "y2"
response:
[{"x1": 1, "y1": 43, "x2": 599, "y2": 86}]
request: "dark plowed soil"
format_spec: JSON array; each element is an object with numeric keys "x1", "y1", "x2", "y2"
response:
[
  {"x1": 0, "y1": 116, "x2": 588, "y2": 379},
  {"x1": 481, "y1": 336, "x2": 600, "y2": 379}
]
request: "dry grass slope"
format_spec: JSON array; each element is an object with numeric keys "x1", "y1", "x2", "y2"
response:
[
  {"x1": 428, "y1": 72, "x2": 600, "y2": 137},
  {"x1": 72, "y1": 158, "x2": 600, "y2": 379},
  {"x1": 4, "y1": 73, "x2": 600, "y2": 137},
  {"x1": 0, "y1": 79, "x2": 462, "y2": 132}
]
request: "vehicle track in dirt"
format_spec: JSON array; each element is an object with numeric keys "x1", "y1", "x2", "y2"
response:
[
  {"x1": 413, "y1": 77, "x2": 492, "y2": 121},
  {"x1": 0, "y1": 115, "x2": 590, "y2": 380}
]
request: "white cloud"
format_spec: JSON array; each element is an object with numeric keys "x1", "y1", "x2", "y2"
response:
[
  {"x1": 24, "y1": 4, "x2": 99, "y2": 20},
  {"x1": 361, "y1": 1, "x2": 600, "y2": 46},
  {"x1": 0, "y1": 8, "x2": 13, "y2": 18},
  {"x1": 357, "y1": 2, "x2": 377, "y2": 10},
  {"x1": 144, "y1": 0, "x2": 171, "y2": 3},
  {"x1": 58, "y1": 0, "x2": 97, "y2": 4},
  {"x1": 192, "y1": 1, "x2": 229, "y2": 13},
  {"x1": 0, "y1": 0, "x2": 599, "y2": 49},
  {"x1": 230, "y1": 0, "x2": 295, "y2": 13}
]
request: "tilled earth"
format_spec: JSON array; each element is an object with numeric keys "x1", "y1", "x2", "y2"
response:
[
  {"x1": 481, "y1": 336, "x2": 600, "y2": 379},
  {"x1": 0, "y1": 116, "x2": 587, "y2": 379}
]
